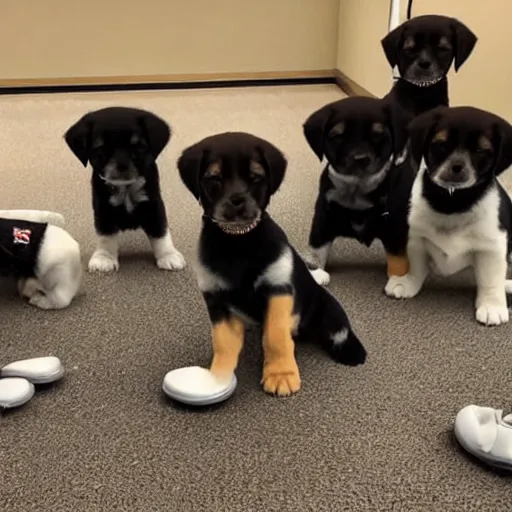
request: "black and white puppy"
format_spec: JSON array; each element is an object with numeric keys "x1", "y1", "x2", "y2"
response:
[
  {"x1": 303, "y1": 96, "x2": 414, "y2": 286},
  {"x1": 385, "y1": 106, "x2": 512, "y2": 326},
  {"x1": 64, "y1": 107, "x2": 185, "y2": 272},
  {"x1": 178, "y1": 132, "x2": 367, "y2": 397},
  {"x1": 382, "y1": 15, "x2": 477, "y2": 116},
  {"x1": 0, "y1": 213, "x2": 82, "y2": 310}
]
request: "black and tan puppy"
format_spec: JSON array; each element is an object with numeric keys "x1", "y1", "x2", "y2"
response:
[
  {"x1": 385, "y1": 106, "x2": 512, "y2": 326},
  {"x1": 303, "y1": 96, "x2": 414, "y2": 286},
  {"x1": 382, "y1": 15, "x2": 477, "y2": 116},
  {"x1": 64, "y1": 107, "x2": 185, "y2": 272},
  {"x1": 177, "y1": 132, "x2": 367, "y2": 397}
]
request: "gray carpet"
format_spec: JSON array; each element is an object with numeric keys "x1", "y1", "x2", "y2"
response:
[{"x1": 0, "y1": 85, "x2": 510, "y2": 511}]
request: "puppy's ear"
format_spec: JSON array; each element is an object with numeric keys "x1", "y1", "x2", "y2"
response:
[
  {"x1": 138, "y1": 113, "x2": 171, "y2": 159},
  {"x1": 492, "y1": 118, "x2": 512, "y2": 176},
  {"x1": 257, "y1": 141, "x2": 288, "y2": 195},
  {"x1": 64, "y1": 116, "x2": 93, "y2": 167},
  {"x1": 408, "y1": 107, "x2": 445, "y2": 165},
  {"x1": 177, "y1": 142, "x2": 208, "y2": 200},
  {"x1": 381, "y1": 25, "x2": 405, "y2": 69},
  {"x1": 451, "y1": 18, "x2": 477, "y2": 72},
  {"x1": 303, "y1": 104, "x2": 334, "y2": 161},
  {"x1": 383, "y1": 101, "x2": 413, "y2": 157}
]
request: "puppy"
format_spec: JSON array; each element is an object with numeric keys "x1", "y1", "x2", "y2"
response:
[
  {"x1": 0, "y1": 216, "x2": 82, "y2": 309},
  {"x1": 177, "y1": 132, "x2": 367, "y2": 396},
  {"x1": 382, "y1": 15, "x2": 477, "y2": 116},
  {"x1": 385, "y1": 106, "x2": 512, "y2": 326},
  {"x1": 64, "y1": 107, "x2": 185, "y2": 272},
  {"x1": 303, "y1": 96, "x2": 414, "y2": 286}
]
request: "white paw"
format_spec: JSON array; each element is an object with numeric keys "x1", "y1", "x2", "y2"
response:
[
  {"x1": 475, "y1": 304, "x2": 509, "y2": 326},
  {"x1": 310, "y1": 268, "x2": 330, "y2": 286},
  {"x1": 88, "y1": 251, "x2": 119, "y2": 272},
  {"x1": 28, "y1": 293, "x2": 53, "y2": 310},
  {"x1": 156, "y1": 250, "x2": 186, "y2": 271},
  {"x1": 18, "y1": 278, "x2": 42, "y2": 299},
  {"x1": 384, "y1": 275, "x2": 422, "y2": 299}
]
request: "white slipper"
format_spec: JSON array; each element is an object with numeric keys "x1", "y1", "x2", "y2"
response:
[
  {"x1": 0, "y1": 378, "x2": 35, "y2": 409},
  {"x1": 162, "y1": 366, "x2": 237, "y2": 406},
  {"x1": 1, "y1": 356, "x2": 64, "y2": 384},
  {"x1": 454, "y1": 405, "x2": 512, "y2": 470}
]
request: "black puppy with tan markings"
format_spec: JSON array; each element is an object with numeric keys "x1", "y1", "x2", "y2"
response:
[
  {"x1": 303, "y1": 96, "x2": 414, "y2": 286},
  {"x1": 178, "y1": 132, "x2": 367, "y2": 396},
  {"x1": 382, "y1": 15, "x2": 477, "y2": 116},
  {"x1": 385, "y1": 106, "x2": 512, "y2": 326}
]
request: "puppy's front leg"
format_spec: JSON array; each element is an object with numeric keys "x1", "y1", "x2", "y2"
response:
[
  {"x1": 141, "y1": 200, "x2": 185, "y2": 271},
  {"x1": 474, "y1": 250, "x2": 509, "y2": 326},
  {"x1": 305, "y1": 206, "x2": 335, "y2": 287},
  {"x1": 149, "y1": 229, "x2": 186, "y2": 271},
  {"x1": 261, "y1": 295, "x2": 301, "y2": 397},
  {"x1": 385, "y1": 235, "x2": 429, "y2": 299},
  {"x1": 203, "y1": 293, "x2": 245, "y2": 379},
  {"x1": 386, "y1": 253, "x2": 409, "y2": 277},
  {"x1": 89, "y1": 233, "x2": 120, "y2": 272}
]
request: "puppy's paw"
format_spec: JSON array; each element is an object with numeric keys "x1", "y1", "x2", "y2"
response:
[
  {"x1": 310, "y1": 268, "x2": 330, "y2": 286},
  {"x1": 18, "y1": 278, "x2": 42, "y2": 299},
  {"x1": 384, "y1": 274, "x2": 422, "y2": 299},
  {"x1": 28, "y1": 292, "x2": 54, "y2": 310},
  {"x1": 156, "y1": 249, "x2": 186, "y2": 271},
  {"x1": 475, "y1": 304, "x2": 509, "y2": 326},
  {"x1": 262, "y1": 370, "x2": 301, "y2": 397},
  {"x1": 88, "y1": 251, "x2": 119, "y2": 272},
  {"x1": 330, "y1": 330, "x2": 367, "y2": 366}
]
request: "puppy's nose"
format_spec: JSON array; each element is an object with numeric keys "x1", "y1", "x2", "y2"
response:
[
  {"x1": 352, "y1": 153, "x2": 372, "y2": 167},
  {"x1": 418, "y1": 59, "x2": 431, "y2": 70},
  {"x1": 451, "y1": 163, "x2": 464, "y2": 174},
  {"x1": 229, "y1": 194, "x2": 246, "y2": 208}
]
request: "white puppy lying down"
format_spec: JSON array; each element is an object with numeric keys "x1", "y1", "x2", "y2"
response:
[{"x1": 0, "y1": 210, "x2": 82, "y2": 310}]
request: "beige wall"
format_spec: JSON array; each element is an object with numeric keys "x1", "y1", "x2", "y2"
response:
[
  {"x1": 1, "y1": 0, "x2": 339, "y2": 82},
  {"x1": 336, "y1": 0, "x2": 512, "y2": 120},
  {"x1": 337, "y1": 0, "x2": 394, "y2": 98}
]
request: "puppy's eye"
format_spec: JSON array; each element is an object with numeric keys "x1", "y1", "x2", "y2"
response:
[
  {"x1": 204, "y1": 174, "x2": 222, "y2": 183},
  {"x1": 203, "y1": 174, "x2": 223, "y2": 191},
  {"x1": 249, "y1": 173, "x2": 264, "y2": 184},
  {"x1": 430, "y1": 140, "x2": 449, "y2": 156},
  {"x1": 91, "y1": 145, "x2": 105, "y2": 157},
  {"x1": 131, "y1": 144, "x2": 146, "y2": 155}
]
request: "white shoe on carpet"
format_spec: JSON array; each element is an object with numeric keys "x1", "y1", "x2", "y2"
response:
[
  {"x1": 454, "y1": 405, "x2": 512, "y2": 470},
  {"x1": 0, "y1": 378, "x2": 35, "y2": 409},
  {"x1": 1, "y1": 356, "x2": 64, "y2": 384}
]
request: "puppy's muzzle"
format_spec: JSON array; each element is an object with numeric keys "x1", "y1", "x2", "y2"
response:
[
  {"x1": 430, "y1": 154, "x2": 477, "y2": 192},
  {"x1": 102, "y1": 158, "x2": 139, "y2": 185},
  {"x1": 214, "y1": 193, "x2": 262, "y2": 234},
  {"x1": 350, "y1": 152, "x2": 373, "y2": 169},
  {"x1": 404, "y1": 57, "x2": 444, "y2": 87}
]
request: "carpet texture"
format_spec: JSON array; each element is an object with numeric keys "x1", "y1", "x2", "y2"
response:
[{"x1": 0, "y1": 85, "x2": 511, "y2": 511}]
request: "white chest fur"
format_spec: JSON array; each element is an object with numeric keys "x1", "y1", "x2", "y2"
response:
[
  {"x1": 408, "y1": 167, "x2": 508, "y2": 276},
  {"x1": 109, "y1": 177, "x2": 149, "y2": 213}
]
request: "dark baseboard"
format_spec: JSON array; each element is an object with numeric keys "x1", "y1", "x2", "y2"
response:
[
  {"x1": 0, "y1": 75, "x2": 336, "y2": 96},
  {"x1": 0, "y1": 69, "x2": 371, "y2": 97}
]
